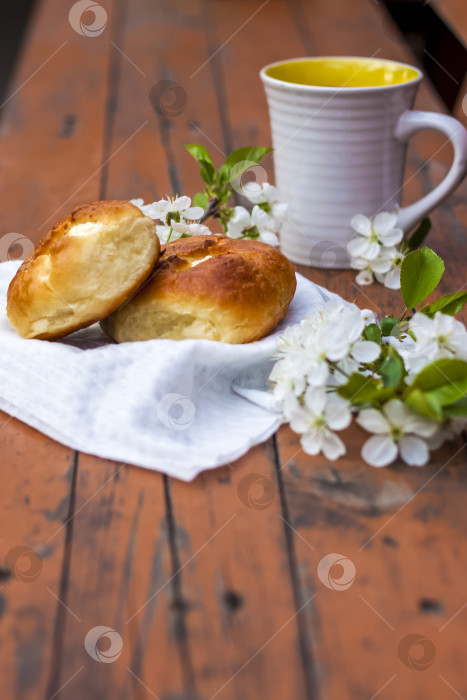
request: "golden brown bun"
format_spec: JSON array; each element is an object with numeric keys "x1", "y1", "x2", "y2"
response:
[
  {"x1": 100, "y1": 235, "x2": 297, "y2": 344},
  {"x1": 7, "y1": 200, "x2": 160, "y2": 340}
]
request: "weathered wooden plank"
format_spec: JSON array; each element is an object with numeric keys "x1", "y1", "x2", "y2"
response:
[
  {"x1": 0, "y1": 0, "x2": 113, "y2": 696},
  {"x1": 0, "y1": 420, "x2": 75, "y2": 700},
  {"x1": 50, "y1": 457, "x2": 183, "y2": 700},
  {"x1": 0, "y1": 0, "x2": 112, "y2": 245},
  {"x1": 31, "y1": 1, "x2": 182, "y2": 697}
]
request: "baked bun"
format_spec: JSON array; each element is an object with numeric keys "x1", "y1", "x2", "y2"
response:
[
  {"x1": 7, "y1": 200, "x2": 160, "y2": 340},
  {"x1": 100, "y1": 235, "x2": 296, "y2": 344}
]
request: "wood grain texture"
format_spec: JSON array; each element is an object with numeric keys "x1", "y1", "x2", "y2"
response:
[
  {"x1": 0, "y1": 0, "x2": 112, "y2": 695},
  {"x1": 0, "y1": 0, "x2": 466, "y2": 698}
]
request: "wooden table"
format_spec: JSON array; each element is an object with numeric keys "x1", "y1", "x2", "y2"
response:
[{"x1": 1, "y1": 1, "x2": 466, "y2": 698}]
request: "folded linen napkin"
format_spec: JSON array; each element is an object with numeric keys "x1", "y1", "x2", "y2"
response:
[{"x1": 0, "y1": 262, "x2": 338, "y2": 480}]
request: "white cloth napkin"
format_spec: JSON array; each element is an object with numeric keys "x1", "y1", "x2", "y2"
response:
[{"x1": 0, "y1": 262, "x2": 338, "y2": 480}]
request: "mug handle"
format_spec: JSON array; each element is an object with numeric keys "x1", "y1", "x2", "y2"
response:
[{"x1": 394, "y1": 110, "x2": 467, "y2": 232}]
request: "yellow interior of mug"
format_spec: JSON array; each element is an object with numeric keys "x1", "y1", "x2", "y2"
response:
[{"x1": 265, "y1": 57, "x2": 420, "y2": 88}]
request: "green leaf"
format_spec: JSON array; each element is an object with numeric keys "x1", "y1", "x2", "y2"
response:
[
  {"x1": 409, "y1": 358, "x2": 467, "y2": 393},
  {"x1": 363, "y1": 323, "x2": 382, "y2": 344},
  {"x1": 185, "y1": 144, "x2": 214, "y2": 167},
  {"x1": 406, "y1": 218, "x2": 431, "y2": 251},
  {"x1": 405, "y1": 357, "x2": 467, "y2": 420},
  {"x1": 380, "y1": 316, "x2": 399, "y2": 336},
  {"x1": 400, "y1": 247, "x2": 444, "y2": 309},
  {"x1": 185, "y1": 144, "x2": 216, "y2": 185},
  {"x1": 337, "y1": 373, "x2": 395, "y2": 405},
  {"x1": 443, "y1": 397, "x2": 467, "y2": 418},
  {"x1": 426, "y1": 384, "x2": 467, "y2": 408},
  {"x1": 405, "y1": 388, "x2": 443, "y2": 420},
  {"x1": 379, "y1": 355, "x2": 404, "y2": 387},
  {"x1": 420, "y1": 291, "x2": 467, "y2": 318},
  {"x1": 193, "y1": 192, "x2": 209, "y2": 209},
  {"x1": 218, "y1": 146, "x2": 272, "y2": 181},
  {"x1": 199, "y1": 161, "x2": 216, "y2": 185}
]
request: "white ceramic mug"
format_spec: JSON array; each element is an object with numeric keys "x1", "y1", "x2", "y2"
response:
[{"x1": 260, "y1": 56, "x2": 467, "y2": 267}]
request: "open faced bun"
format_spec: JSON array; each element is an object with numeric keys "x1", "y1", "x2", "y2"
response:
[
  {"x1": 100, "y1": 234, "x2": 296, "y2": 344},
  {"x1": 7, "y1": 200, "x2": 160, "y2": 339}
]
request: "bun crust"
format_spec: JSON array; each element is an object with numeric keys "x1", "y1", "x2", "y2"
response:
[
  {"x1": 101, "y1": 235, "x2": 297, "y2": 344},
  {"x1": 7, "y1": 200, "x2": 160, "y2": 339}
]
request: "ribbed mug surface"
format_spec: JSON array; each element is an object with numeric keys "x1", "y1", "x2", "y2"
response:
[{"x1": 261, "y1": 62, "x2": 420, "y2": 268}]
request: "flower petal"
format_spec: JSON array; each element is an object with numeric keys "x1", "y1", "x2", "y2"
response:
[
  {"x1": 325, "y1": 397, "x2": 352, "y2": 431},
  {"x1": 304, "y1": 386, "x2": 326, "y2": 415},
  {"x1": 156, "y1": 225, "x2": 172, "y2": 243},
  {"x1": 403, "y1": 412, "x2": 438, "y2": 438},
  {"x1": 242, "y1": 182, "x2": 263, "y2": 203},
  {"x1": 187, "y1": 223, "x2": 212, "y2": 236},
  {"x1": 271, "y1": 201, "x2": 288, "y2": 220},
  {"x1": 250, "y1": 205, "x2": 269, "y2": 229},
  {"x1": 289, "y1": 408, "x2": 310, "y2": 434},
  {"x1": 322, "y1": 430, "x2": 347, "y2": 460},
  {"x1": 347, "y1": 237, "x2": 380, "y2": 260},
  {"x1": 383, "y1": 267, "x2": 401, "y2": 290},
  {"x1": 301, "y1": 428, "x2": 324, "y2": 455},
  {"x1": 382, "y1": 399, "x2": 407, "y2": 427},
  {"x1": 399, "y1": 436, "x2": 430, "y2": 466},
  {"x1": 173, "y1": 195, "x2": 191, "y2": 211},
  {"x1": 350, "y1": 214, "x2": 372, "y2": 237},
  {"x1": 373, "y1": 212, "x2": 398, "y2": 235},
  {"x1": 182, "y1": 206, "x2": 204, "y2": 221},
  {"x1": 357, "y1": 408, "x2": 390, "y2": 434},
  {"x1": 356, "y1": 269, "x2": 374, "y2": 285},
  {"x1": 259, "y1": 231, "x2": 279, "y2": 246},
  {"x1": 350, "y1": 256, "x2": 368, "y2": 271},
  {"x1": 172, "y1": 222, "x2": 190, "y2": 234},
  {"x1": 361, "y1": 309, "x2": 377, "y2": 325},
  {"x1": 379, "y1": 227, "x2": 403, "y2": 246},
  {"x1": 351, "y1": 340, "x2": 381, "y2": 363},
  {"x1": 263, "y1": 183, "x2": 279, "y2": 203},
  {"x1": 369, "y1": 252, "x2": 393, "y2": 274},
  {"x1": 152, "y1": 199, "x2": 171, "y2": 220},
  {"x1": 362, "y1": 435, "x2": 398, "y2": 467}
]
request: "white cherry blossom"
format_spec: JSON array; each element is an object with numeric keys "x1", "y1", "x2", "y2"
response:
[
  {"x1": 242, "y1": 182, "x2": 288, "y2": 232},
  {"x1": 395, "y1": 311, "x2": 467, "y2": 375},
  {"x1": 347, "y1": 212, "x2": 403, "y2": 260},
  {"x1": 357, "y1": 400, "x2": 438, "y2": 467},
  {"x1": 156, "y1": 221, "x2": 211, "y2": 243},
  {"x1": 351, "y1": 246, "x2": 404, "y2": 288},
  {"x1": 374, "y1": 249, "x2": 405, "y2": 289},
  {"x1": 131, "y1": 196, "x2": 204, "y2": 224},
  {"x1": 131, "y1": 196, "x2": 210, "y2": 243},
  {"x1": 289, "y1": 388, "x2": 351, "y2": 460},
  {"x1": 226, "y1": 205, "x2": 279, "y2": 245}
]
